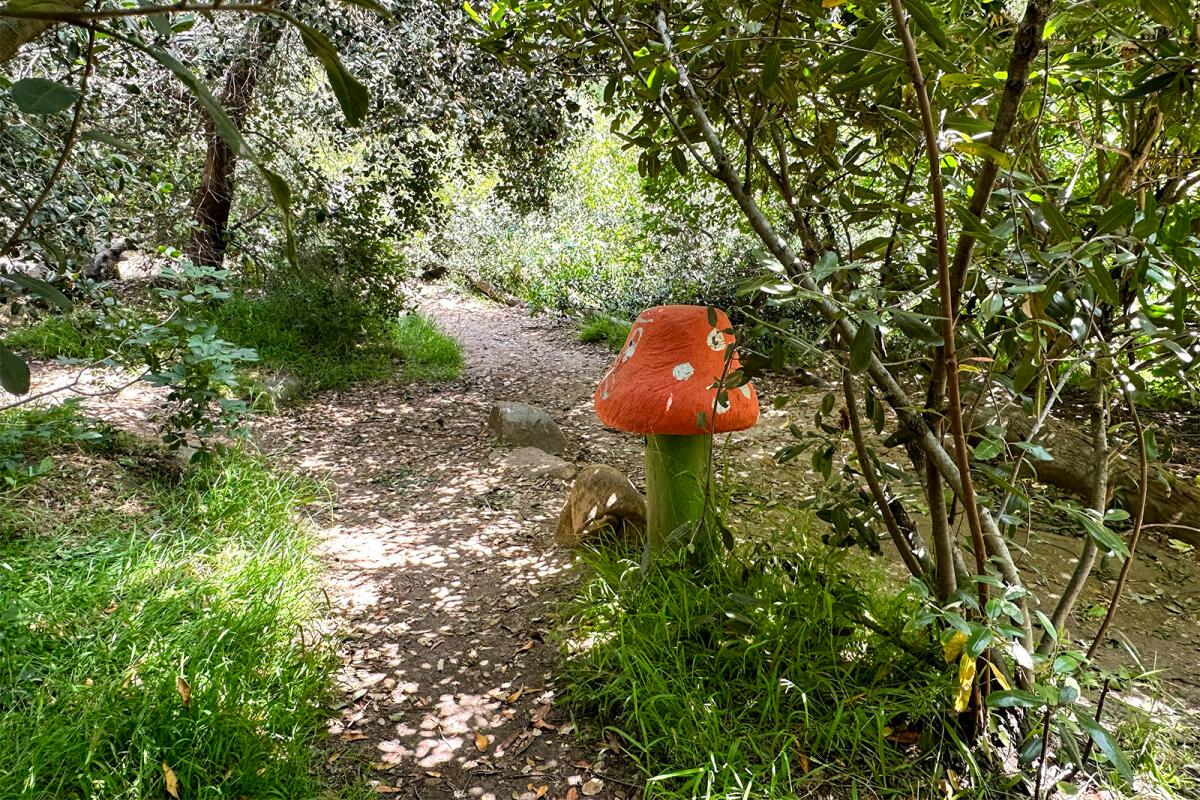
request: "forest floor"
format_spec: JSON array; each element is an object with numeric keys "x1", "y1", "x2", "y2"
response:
[{"x1": 26, "y1": 284, "x2": 1200, "y2": 798}]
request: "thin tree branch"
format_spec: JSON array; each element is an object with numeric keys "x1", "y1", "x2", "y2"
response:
[
  {"x1": 1085, "y1": 382, "x2": 1149, "y2": 660},
  {"x1": 887, "y1": 0, "x2": 989, "y2": 611}
]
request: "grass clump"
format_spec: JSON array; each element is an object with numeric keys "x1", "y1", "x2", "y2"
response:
[
  {"x1": 211, "y1": 285, "x2": 462, "y2": 402},
  {"x1": 5, "y1": 307, "x2": 151, "y2": 362},
  {"x1": 578, "y1": 314, "x2": 631, "y2": 352},
  {"x1": 391, "y1": 313, "x2": 464, "y2": 381},
  {"x1": 559, "y1": 540, "x2": 968, "y2": 798},
  {"x1": 0, "y1": 405, "x2": 338, "y2": 798}
]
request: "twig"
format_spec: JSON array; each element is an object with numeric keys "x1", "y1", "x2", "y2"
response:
[
  {"x1": 1085, "y1": 384, "x2": 1149, "y2": 660},
  {"x1": 842, "y1": 368, "x2": 931, "y2": 580},
  {"x1": 1032, "y1": 702, "x2": 1053, "y2": 800}
]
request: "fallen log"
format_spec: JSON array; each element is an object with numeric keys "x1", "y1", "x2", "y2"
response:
[{"x1": 968, "y1": 397, "x2": 1200, "y2": 549}]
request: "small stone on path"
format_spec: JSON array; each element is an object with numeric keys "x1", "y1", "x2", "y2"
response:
[{"x1": 487, "y1": 400, "x2": 569, "y2": 454}]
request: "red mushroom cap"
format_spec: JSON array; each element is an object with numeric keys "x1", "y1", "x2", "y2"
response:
[{"x1": 594, "y1": 305, "x2": 759, "y2": 435}]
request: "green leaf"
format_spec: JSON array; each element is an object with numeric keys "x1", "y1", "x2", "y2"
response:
[
  {"x1": 1120, "y1": 71, "x2": 1177, "y2": 100},
  {"x1": 0, "y1": 343, "x2": 31, "y2": 395},
  {"x1": 986, "y1": 689, "x2": 1045, "y2": 709},
  {"x1": 901, "y1": 0, "x2": 949, "y2": 49},
  {"x1": 1065, "y1": 507, "x2": 1129, "y2": 558},
  {"x1": 9, "y1": 77, "x2": 79, "y2": 114},
  {"x1": 1093, "y1": 198, "x2": 1138, "y2": 237},
  {"x1": 339, "y1": 0, "x2": 393, "y2": 18},
  {"x1": 760, "y1": 44, "x2": 780, "y2": 92},
  {"x1": 114, "y1": 32, "x2": 299, "y2": 268},
  {"x1": 849, "y1": 321, "x2": 874, "y2": 374},
  {"x1": 294, "y1": 21, "x2": 370, "y2": 126},
  {"x1": 79, "y1": 128, "x2": 138, "y2": 152},
  {"x1": 1, "y1": 272, "x2": 72, "y2": 310},
  {"x1": 973, "y1": 438, "x2": 1002, "y2": 461},
  {"x1": 1074, "y1": 711, "x2": 1133, "y2": 782},
  {"x1": 1041, "y1": 200, "x2": 1075, "y2": 242},
  {"x1": 261, "y1": 168, "x2": 298, "y2": 267},
  {"x1": 890, "y1": 309, "x2": 943, "y2": 345}
]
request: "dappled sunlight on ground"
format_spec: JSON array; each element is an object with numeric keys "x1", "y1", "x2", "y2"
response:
[{"x1": 252, "y1": 288, "x2": 641, "y2": 798}]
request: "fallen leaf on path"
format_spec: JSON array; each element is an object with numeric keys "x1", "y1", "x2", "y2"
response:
[
  {"x1": 566, "y1": 788, "x2": 579, "y2": 800},
  {"x1": 175, "y1": 676, "x2": 191, "y2": 707},
  {"x1": 373, "y1": 786, "x2": 403, "y2": 794},
  {"x1": 162, "y1": 762, "x2": 179, "y2": 798},
  {"x1": 339, "y1": 731, "x2": 368, "y2": 742},
  {"x1": 536, "y1": 785, "x2": 548, "y2": 798},
  {"x1": 506, "y1": 686, "x2": 527, "y2": 703},
  {"x1": 475, "y1": 731, "x2": 490, "y2": 752},
  {"x1": 581, "y1": 778, "x2": 604, "y2": 796}
]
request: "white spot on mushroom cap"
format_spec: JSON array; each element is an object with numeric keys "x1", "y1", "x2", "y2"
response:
[
  {"x1": 707, "y1": 328, "x2": 726, "y2": 351},
  {"x1": 622, "y1": 327, "x2": 644, "y2": 362},
  {"x1": 666, "y1": 394, "x2": 673, "y2": 411},
  {"x1": 672, "y1": 362, "x2": 694, "y2": 381},
  {"x1": 740, "y1": 385, "x2": 752, "y2": 398}
]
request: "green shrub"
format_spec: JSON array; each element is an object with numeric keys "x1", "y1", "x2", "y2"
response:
[
  {"x1": 0, "y1": 410, "x2": 337, "y2": 797},
  {"x1": 578, "y1": 314, "x2": 632, "y2": 351}
]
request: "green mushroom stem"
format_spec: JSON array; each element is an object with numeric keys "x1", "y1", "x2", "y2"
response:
[{"x1": 644, "y1": 433, "x2": 714, "y2": 552}]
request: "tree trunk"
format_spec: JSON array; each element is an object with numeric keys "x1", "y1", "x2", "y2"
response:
[
  {"x1": 0, "y1": 0, "x2": 87, "y2": 67},
  {"x1": 969, "y1": 394, "x2": 1200, "y2": 548},
  {"x1": 186, "y1": 13, "x2": 285, "y2": 268}
]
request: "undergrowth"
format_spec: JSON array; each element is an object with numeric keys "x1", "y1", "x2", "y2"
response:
[
  {"x1": 0, "y1": 404, "x2": 342, "y2": 798},
  {"x1": 199, "y1": 287, "x2": 462, "y2": 398},
  {"x1": 559, "y1": 539, "x2": 968, "y2": 798}
]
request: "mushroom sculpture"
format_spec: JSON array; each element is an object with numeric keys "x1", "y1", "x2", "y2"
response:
[{"x1": 594, "y1": 305, "x2": 759, "y2": 552}]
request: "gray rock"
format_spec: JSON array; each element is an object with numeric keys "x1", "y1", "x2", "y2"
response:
[
  {"x1": 493, "y1": 447, "x2": 576, "y2": 480},
  {"x1": 487, "y1": 400, "x2": 568, "y2": 455}
]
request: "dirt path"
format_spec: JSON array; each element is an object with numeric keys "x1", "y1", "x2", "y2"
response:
[{"x1": 255, "y1": 288, "x2": 649, "y2": 799}]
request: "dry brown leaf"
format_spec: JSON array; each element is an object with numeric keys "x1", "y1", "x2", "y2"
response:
[
  {"x1": 425, "y1": 770, "x2": 442, "y2": 778},
  {"x1": 339, "y1": 731, "x2": 368, "y2": 742},
  {"x1": 799, "y1": 752, "x2": 810, "y2": 773},
  {"x1": 373, "y1": 786, "x2": 403, "y2": 794},
  {"x1": 517, "y1": 640, "x2": 535, "y2": 653},
  {"x1": 327, "y1": 750, "x2": 343, "y2": 764},
  {"x1": 506, "y1": 686, "x2": 527, "y2": 703},
  {"x1": 103, "y1": 603, "x2": 118, "y2": 614},
  {"x1": 566, "y1": 788, "x2": 579, "y2": 800},
  {"x1": 175, "y1": 676, "x2": 191, "y2": 707},
  {"x1": 162, "y1": 762, "x2": 179, "y2": 798},
  {"x1": 581, "y1": 778, "x2": 604, "y2": 796},
  {"x1": 474, "y1": 731, "x2": 489, "y2": 752},
  {"x1": 535, "y1": 785, "x2": 548, "y2": 798}
]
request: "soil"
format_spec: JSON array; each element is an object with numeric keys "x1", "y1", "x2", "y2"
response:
[{"x1": 23, "y1": 284, "x2": 1200, "y2": 797}]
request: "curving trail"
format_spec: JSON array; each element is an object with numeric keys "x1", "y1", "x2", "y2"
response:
[{"x1": 256, "y1": 288, "x2": 652, "y2": 799}]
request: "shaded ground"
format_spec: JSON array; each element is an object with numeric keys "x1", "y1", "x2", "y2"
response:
[{"x1": 21, "y1": 285, "x2": 1200, "y2": 796}]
